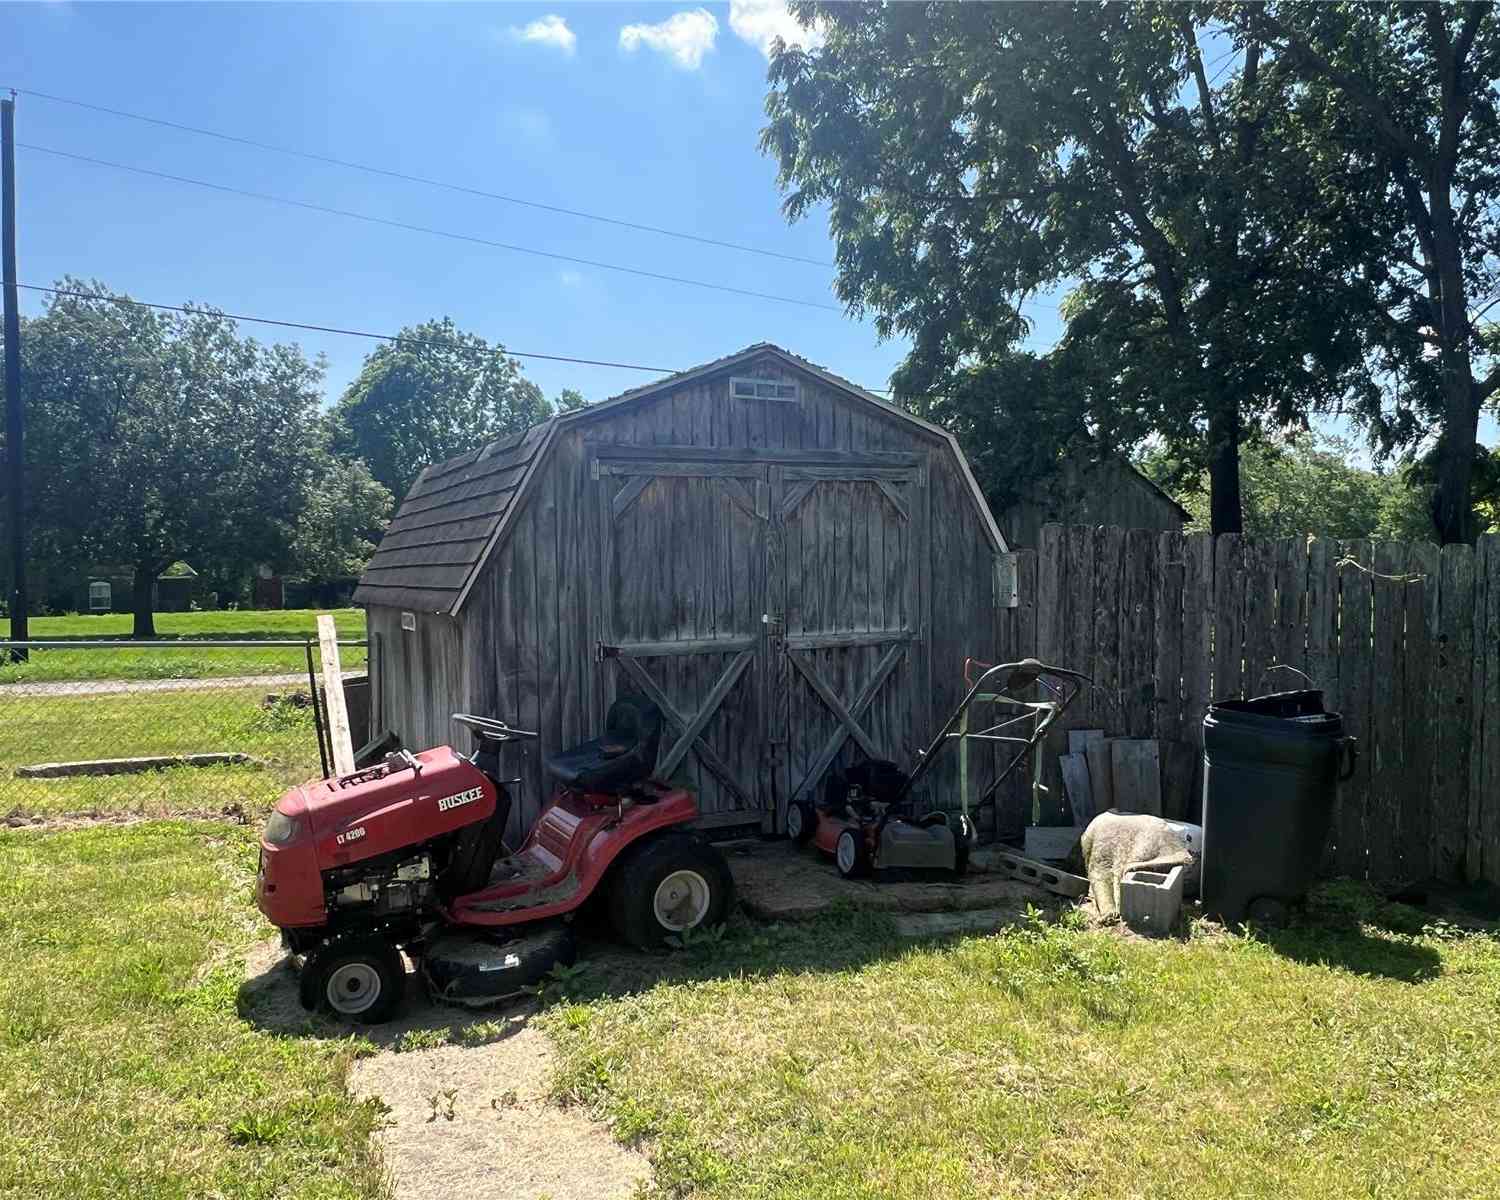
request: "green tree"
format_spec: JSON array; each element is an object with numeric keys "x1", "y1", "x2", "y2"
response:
[
  {"x1": 287, "y1": 454, "x2": 393, "y2": 579},
  {"x1": 892, "y1": 352, "x2": 1089, "y2": 513},
  {"x1": 762, "y1": 2, "x2": 1381, "y2": 534},
  {"x1": 1138, "y1": 432, "x2": 1433, "y2": 540},
  {"x1": 556, "y1": 387, "x2": 588, "y2": 412},
  {"x1": 13, "y1": 280, "x2": 324, "y2": 636},
  {"x1": 1231, "y1": 3, "x2": 1500, "y2": 543},
  {"x1": 331, "y1": 318, "x2": 549, "y2": 499}
]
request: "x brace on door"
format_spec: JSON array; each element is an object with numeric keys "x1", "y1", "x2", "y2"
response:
[
  {"x1": 610, "y1": 649, "x2": 755, "y2": 810},
  {"x1": 786, "y1": 639, "x2": 908, "y2": 803}
]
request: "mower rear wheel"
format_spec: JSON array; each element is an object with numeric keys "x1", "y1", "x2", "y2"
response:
[
  {"x1": 835, "y1": 827, "x2": 871, "y2": 879},
  {"x1": 610, "y1": 832, "x2": 733, "y2": 950},
  {"x1": 786, "y1": 800, "x2": 816, "y2": 844},
  {"x1": 300, "y1": 932, "x2": 406, "y2": 1024}
]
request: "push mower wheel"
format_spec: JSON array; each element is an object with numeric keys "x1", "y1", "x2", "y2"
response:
[
  {"x1": 835, "y1": 827, "x2": 871, "y2": 879},
  {"x1": 952, "y1": 814, "x2": 976, "y2": 878},
  {"x1": 610, "y1": 832, "x2": 734, "y2": 950},
  {"x1": 300, "y1": 932, "x2": 406, "y2": 1024},
  {"x1": 786, "y1": 800, "x2": 816, "y2": 844}
]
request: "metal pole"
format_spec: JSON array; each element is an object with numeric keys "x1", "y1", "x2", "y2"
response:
[{"x1": 2, "y1": 95, "x2": 26, "y2": 663}]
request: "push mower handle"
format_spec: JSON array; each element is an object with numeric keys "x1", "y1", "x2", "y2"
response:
[
  {"x1": 451, "y1": 713, "x2": 539, "y2": 742},
  {"x1": 964, "y1": 657, "x2": 1093, "y2": 693}
]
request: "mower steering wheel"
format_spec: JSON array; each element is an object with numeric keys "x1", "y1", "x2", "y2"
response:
[{"x1": 451, "y1": 713, "x2": 539, "y2": 742}]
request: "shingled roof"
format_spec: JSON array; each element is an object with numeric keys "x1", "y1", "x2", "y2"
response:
[
  {"x1": 354, "y1": 343, "x2": 1007, "y2": 615},
  {"x1": 351, "y1": 420, "x2": 555, "y2": 612}
]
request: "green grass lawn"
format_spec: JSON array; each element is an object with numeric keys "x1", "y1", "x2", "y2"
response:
[
  {"x1": 2, "y1": 811, "x2": 1496, "y2": 1199},
  {"x1": 543, "y1": 890, "x2": 1500, "y2": 1200},
  {"x1": 2, "y1": 688, "x2": 322, "y2": 818},
  {"x1": 0, "y1": 609, "x2": 367, "y2": 684},
  {"x1": 0, "y1": 822, "x2": 388, "y2": 1199}
]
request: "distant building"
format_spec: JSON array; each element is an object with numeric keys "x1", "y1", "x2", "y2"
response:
[{"x1": 996, "y1": 456, "x2": 1188, "y2": 549}]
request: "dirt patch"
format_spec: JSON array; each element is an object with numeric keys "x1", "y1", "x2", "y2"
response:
[
  {"x1": 727, "y1": 838, "x2": 1061, "y2": 920},
  {"x1": 240, "y1": 939, "x2": 650, "y2": 1200},
  {"x1": 2, "y1": 803, "x2": 251, "y2": 832}
]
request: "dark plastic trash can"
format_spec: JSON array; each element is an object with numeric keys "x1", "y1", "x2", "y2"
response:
[{"x1": 1200, "y1": 690, "x2": 1356, "y2": 923}]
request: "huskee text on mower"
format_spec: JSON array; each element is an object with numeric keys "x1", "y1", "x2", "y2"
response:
[{"x1": 256, "y1": 695, "x2": 733, "y2": 1022}]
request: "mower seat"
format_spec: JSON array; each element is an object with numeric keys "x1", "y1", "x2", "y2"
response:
[{"x1": 545, "y1": 694, "x2": 663, "y2": 794}]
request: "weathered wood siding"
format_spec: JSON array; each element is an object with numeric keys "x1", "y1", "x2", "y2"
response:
[
  {"x1": 1020, "y1": 524, "x2": 1500, "y2": 886},
  {"x1": 367, "y1": 604, "x2": 467, "y2": 756},
  {"x1": 457, "y1": 354, "x2": 1004, "y2": 841}
]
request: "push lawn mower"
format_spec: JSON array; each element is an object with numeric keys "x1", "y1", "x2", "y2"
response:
[
  {"x1": 786, "y1": 658, "x2": 1090, "y2": 879},
  {"x1": 255, "y1": 694, "x2": 733, "y2": 1023}
]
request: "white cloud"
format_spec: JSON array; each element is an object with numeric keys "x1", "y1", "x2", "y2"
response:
[
  {"x1": 507, "y1": 14, "x2": 576, "y2": 55},
  {"x1": 728, "y1": 0, "x2": 824, "y2": 59},
  {"x1": 619, "y1": 8, "x2": 719, "y2": 70}
]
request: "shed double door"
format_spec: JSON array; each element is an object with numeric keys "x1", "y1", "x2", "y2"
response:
[{"x1": 594, "y1": 453, "x2": 924, "y2": 828}]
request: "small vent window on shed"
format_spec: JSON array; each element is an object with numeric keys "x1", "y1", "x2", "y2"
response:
[
  {"x1": 730, "y1": 376, "x2": 799, "y2": 402},
  {"x1": 88, "y1": 581, "x2": 112, "y2": 612}
]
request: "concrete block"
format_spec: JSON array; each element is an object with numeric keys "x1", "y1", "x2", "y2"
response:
[
  {"x1": 1119, "y1": 863, "x2": 1185, "y2": 934},
  {"x1": 1025, "y1": 825, "x2": 1082, "y2": 861}
]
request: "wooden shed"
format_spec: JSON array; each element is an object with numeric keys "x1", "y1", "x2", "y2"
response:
[
  {"x1": 353, "y1": 344, "x2": 1010, "y2": 841},
  {"x1": 997, "y1": 456, "x2": 1189, "y2": 550}
]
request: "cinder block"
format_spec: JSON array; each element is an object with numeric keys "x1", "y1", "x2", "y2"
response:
[
  {"x1": 1119, "y1": 864, "x2": 1185, "y2": 935},
  {"x1": 1024, "y1": 825, "x2": 1082, "y2": 861}
]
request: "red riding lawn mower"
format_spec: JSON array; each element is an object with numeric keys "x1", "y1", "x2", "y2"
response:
[
  {"x1": 786, "y1": 659, "x2": 1090, "y2": 879},
  {"x1": 256, "y1": 694, "x2": 733, "y2": 1023}
]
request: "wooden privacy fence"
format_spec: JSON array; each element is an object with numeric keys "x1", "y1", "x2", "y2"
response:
[{"x1": 994, "y1": 524, "x2": 1500, "y2": 886}]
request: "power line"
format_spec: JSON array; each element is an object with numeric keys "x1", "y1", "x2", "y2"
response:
[
  {"x1": 20, "y1": 143, "x2": 846, "y2": 313},
  {"x1": 3, "y1": 84, "x2": 835, "y2": 268},
  {"x1": 17, "y1": 282, "x2": 680, "y2": 374},
  {"x1": 16, "y1": 280, "x2": 1061, "y2": 396}
]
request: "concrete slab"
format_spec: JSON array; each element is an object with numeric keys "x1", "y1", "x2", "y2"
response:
[
  {"x1": 724, "y1": 839, "x2": 1064, "y2": 922},
  {"x1": 890, "y1": 908, "x2": 1036, "y2": 939}
]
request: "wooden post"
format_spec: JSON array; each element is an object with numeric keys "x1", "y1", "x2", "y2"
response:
[
  {"x1": 317, "y1": 613, "x2": 356, "y2": 776},
  {"x1": 2, "y1": 95, "x2": 26, "y2": 661}
]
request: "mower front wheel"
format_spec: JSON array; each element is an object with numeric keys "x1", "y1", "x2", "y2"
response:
[
  {"x1": 300, "y1": 932, "x2": 406, "y2": 1024},
  {"x1": 610, "y1": 832, "x2": 734, "y2": 950}
]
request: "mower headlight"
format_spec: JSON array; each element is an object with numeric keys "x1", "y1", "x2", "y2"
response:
[{"x1": 264, "y1": 809, "x2": 300, "y2": 845}]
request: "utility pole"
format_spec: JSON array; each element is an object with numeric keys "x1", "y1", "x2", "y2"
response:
[{"x1": 2, "y1": 92, "x2": 26, "y2": 661}]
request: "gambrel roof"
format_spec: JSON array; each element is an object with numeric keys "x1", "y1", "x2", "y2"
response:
[{"x1": 353, "y1": 343, "x2": 1006, "y2": 614}]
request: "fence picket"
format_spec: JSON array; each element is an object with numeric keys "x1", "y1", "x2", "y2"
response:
[
  {"x1": 1036, "y1": 524, "x2": 1069, "y2": 823},
  {"x1": 1180, "y1": 534, "x2": 1213, "y2": 821},
  {"x1": 1334, "y1": 540, "x2": 1373, "y2": 878},
  {"x1": 1272, "y1": 536, "x2": 1309, "y2": 678},
  {"x1": 1369, "y1": 542, "x2": 1407, "y2": 883},
  {"x1": 1123, "y1": 529, "x2": 1157, "y2": 738},
  {"x1": 1213, "y1": 535, "x2": 1246, "y2": 699},
  {"x1": 1092, "y1": 525, "x2": 1125, "y2": 750},
  {"x1": 1155, "y1": 531, "x2": 1192, "y2": 819},
  {"x1": 1434, "y1": 544, "x2": 1475, "y2": 880},
  {"x1": 1403, "y1": 542, "x2": 1439, "y2": 883},
  {"x1": 1477, "y1": 534, "x2": 1500, "y2": 884},
  {"x1": 1242, "y1": 538, "x2": 1277, "y2": 698}
]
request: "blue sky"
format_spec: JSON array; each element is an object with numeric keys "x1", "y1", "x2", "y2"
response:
[
  {"x1": 4, "y1": 1, "x2": 1061, "y2": 411},
  {"x1": 5, "y1": 3, "x2": 1490, "y2": 458}
]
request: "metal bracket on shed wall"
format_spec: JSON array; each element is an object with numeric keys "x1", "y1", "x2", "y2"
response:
[{"x1": 997, "y1": 553, "x2": 1019, "y2": 609}]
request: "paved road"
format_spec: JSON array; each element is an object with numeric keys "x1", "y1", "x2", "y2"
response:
[{"x1": 0, "y1": 672, "x2": 357, "y2": 699}]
